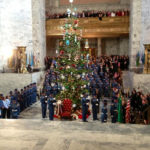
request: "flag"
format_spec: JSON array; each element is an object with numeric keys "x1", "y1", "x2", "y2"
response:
[
  {"x1": 125, "y1": 99, "x2": 130, "y2": 123},
  {"x1": 30, "y1": 52, "x2": 34, "y2": 67},
  {"x1": 117, "y1": 96, "x2": 123, "y2": 123},
  {"x1": 141, "y1": 53, "x2": 145, "y2": 65},
  {"x1": 136, "y1": 52, "x2": 140, "y2": 66},
  {"x1": 26, "y1": 53, "x2": 29, "y2": 66}
]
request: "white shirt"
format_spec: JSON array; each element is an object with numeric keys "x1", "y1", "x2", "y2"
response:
[{"x1": 3, "y1": 99, "x2": 10, "y2": 109}]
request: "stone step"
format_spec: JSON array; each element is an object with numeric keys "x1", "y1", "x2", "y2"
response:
[{"x1": 0, "y1": 119, "x2": 150, "y2": 150}]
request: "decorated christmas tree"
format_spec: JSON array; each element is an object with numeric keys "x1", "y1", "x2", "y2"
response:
[{"x1": 54, "y1": 2, "x2": 90, "y2": 105}]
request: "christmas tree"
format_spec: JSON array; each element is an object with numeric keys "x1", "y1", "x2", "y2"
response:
[{"x1": 54, "y1": 3, "x2": 90, "y2": 105}]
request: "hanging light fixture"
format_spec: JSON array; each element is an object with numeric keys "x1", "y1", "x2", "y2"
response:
[
  {"x1": 85, "y1": 39, "x2": 89, "y2": 49},
  {"x1": 69, "y1": 0, "x2": 74, "y2": 3}
]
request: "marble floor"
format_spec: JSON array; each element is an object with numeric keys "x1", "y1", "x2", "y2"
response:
[
  {"x1": 1, "y1": 72, "x2": 150, "y2": 150},
  {"x1": 1, "y1": 99, "x2": 150, "y2": 150},
  {"x1": 0, "y1": 119, "x2": 150, "y2": 150}
]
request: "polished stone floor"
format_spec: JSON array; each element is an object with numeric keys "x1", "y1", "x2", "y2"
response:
[
  {"x1": 1, "y1": 73, "x2": 150, "y2": 150},
  {"x1": 0, "y1": 119, "x2": 150, "y2": 150}
]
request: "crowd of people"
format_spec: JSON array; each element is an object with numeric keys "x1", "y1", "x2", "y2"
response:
[
  {"x1": 46, "y1": 9, "x2": 130, "y2": 20},
  {"x1": 42, "y1": 55, "x2": 135, "y2": 123},
  {"x1": 127, "y1": 89, "x2": 150, "y2": 124},
  {"x1": 0, "y1": 83, "x2": 38, "y2": 119}
]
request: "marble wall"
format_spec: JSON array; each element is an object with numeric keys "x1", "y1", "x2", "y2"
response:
[
  {"x1": 103, "y1": 37, "x2": 129, "y2": 56},
  {"x1": 141, "y1": 0, "x2": 150, "y2": 52},
  {"x1": 123, "y1": 71, "x2": 150, "y2": 94},
  {"x1": 129, "y1": 0, "x2": 142, "y2": 69},
  {"x1": 0, "y1": 0, "x2": 46, "y2": 71},
  {"x1": 0, "y1": 72, "x2": 44, "y2": 96},
  {"x1": 129, "y1": 0, "x2": 150, "y2": 70},
  {"x1": 0, "y1": 0, "x2": 33, "y2": 71}
]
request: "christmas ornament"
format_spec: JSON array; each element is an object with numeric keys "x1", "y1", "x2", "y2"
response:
[
  {"x1": 75, "y1": 36, "x2": 77, "y2": 42},
  {"x1": 66, "y1": 66, "x2": 70, "y2": 69},
  {"x1": 72, "y1": 64, "x2": 76, "y2": 68},
  {"x1": 59, "y1": 67, "x2": 63, "y2": 70},
  {"x1": 66, "y1": 40, "x2": 70, "y2": 45},
  {"x1": 59, "y1": 41, "x2": 63, "y2": 46},
  {"x1": 72, "y1": 104, "x2": 76, "y2": 108},
  {"x1": 77, "y1": 75, "x2": 80, "y2": 79},
  {"x1": 74, "y1": 20, "x2": 78, "y2": 24},
  {"x1": 61, "y1": 75, "x2": 65, "y2": 79},
  {"x1": 60, "y1": 50, "x2": 64, "y2": 55}
]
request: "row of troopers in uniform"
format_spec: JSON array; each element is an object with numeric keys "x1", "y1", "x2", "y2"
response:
[
  {"x1": 81, "y1": 94, "x2": 108, "y2": 122},
  {"x1": 40, "y1": 91, "x2": 108, "y2": 122},
  {"x1": 0, "y1": 83, "x2": 37, "y2": 119},
  {"x1": 40, "y1": 93, "x2": 56, "y2": 120}
]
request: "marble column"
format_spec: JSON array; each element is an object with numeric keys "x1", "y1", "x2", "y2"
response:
[
  {"x1": 32, "y1": 0, "x2": 46, "y2": 69},
  {"x1": 129, "y1": 0, "x2": 142, "y2": 70},
  {"x1": 97, "y1": 38, "x2": 102, "y2": 57},
  {"x1": 141, "y1": 0, "x2": 150, "y2": 52},
  {"x1": 130, "y1": 0, "x2": 150, "y2": 71}
]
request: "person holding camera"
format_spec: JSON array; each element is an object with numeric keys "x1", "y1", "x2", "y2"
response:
[{"x1": 40, "y1": 93, "x2": 48, "y2": 118}]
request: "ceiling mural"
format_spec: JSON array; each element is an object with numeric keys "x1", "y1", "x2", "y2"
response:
[{"x1": 60, "y1": 0, "x2": 120, "y2": 5}]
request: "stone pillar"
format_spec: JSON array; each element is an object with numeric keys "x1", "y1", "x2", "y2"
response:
[
  {"x1": 129, "y1": 0, "x2": 142, "y2": 70},
  {"x1": 130, "y1": 0, "x2": 150, "y2": 71},
  {"x1": 97, "y1": 38, "x2": 102, "y2": 57},
  {"x1": 32, "y1": 0, "x2": 46, "y2": 69},
  {"x1": 141, "y1": 0, "x2": 150, "y2": 53}
]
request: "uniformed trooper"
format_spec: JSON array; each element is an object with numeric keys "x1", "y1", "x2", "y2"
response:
[
  {"x1": 29, "y1": 84, "x2": 33, "y2": 105},
  {"x1": 91, "y1": 95, "x2": 99, "y2": 120},
  {"x1": 40, "y1": 93, "x2": 47, "y2": 118},
  {"x1": 103, "y1": 80, "x2": 110, "y2": 97},
  {"x1": 46, "y1": 83, "x2": 51, "y2": 96},
  {"x1": 11, "y1": 100, "x2": 19, "y2": 119},
  {"x1": 26, "y1": 86, "x2": 30, "y2": 107},
  {"x1": 14, "y1": 89, "x2": 18, "y2": 102},
  {"x1": 23, "y1": 87, "x2": 27, "y2": 108},
  {"x1": 9, "y1": 91, "x2": 15, "y2": 102},
  {"x1": 0, "y1": 94, "x2": 4, "y2": 118},
  {"x1": 53, "y1": 83, "x2": 58, "y2": 96},
  {"x1": 48, "y1": 94, "x2": 56, "y2": 120},
  {"x1": 101, "y1": 100, "x2": 108, "y2": 123},
  {"x1": 81, "y1": 93, "x2": 90, "y2": 122},
  {"x1": 110, "y1": 100, "x2": 118, "y2": 123}
]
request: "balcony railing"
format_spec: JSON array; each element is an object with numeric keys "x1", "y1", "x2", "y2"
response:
[{"x1": 46, "y1": 16, "x2": 129, "y2": 38}]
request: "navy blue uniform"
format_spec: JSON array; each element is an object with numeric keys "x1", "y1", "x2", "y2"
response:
[
  {"x1": 40, "y1": 96, "x2": 47, "y2": 118},
  {"x1": 91, "y1": 98, "x2": 99, "y2": 120},
  {"x1": 48, "y1": 97, "x2": 56, "y2": 120},
  {"x1": 101, "y1": 104, "x2": 108, "y2": 123},
  {"x1": 11, "y1": 101, "x2": 19, "y2": 119},
  {"x1": 110, "y1": 102, "x2": 118, "y2": 123},
  {"x1": 81, "y1": 96, "x2": 89, "y2": 122}
]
